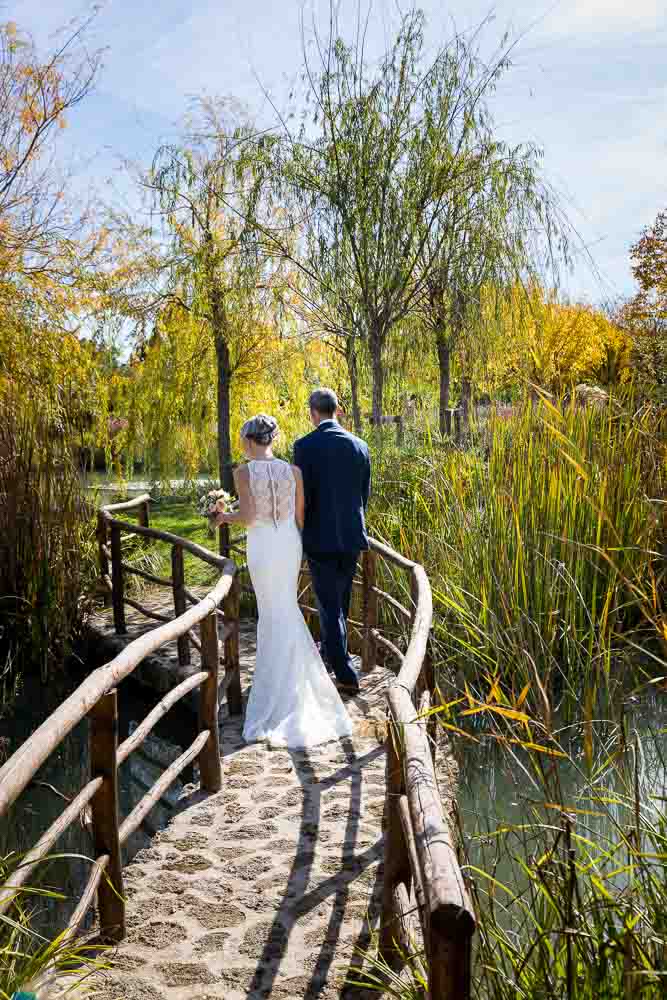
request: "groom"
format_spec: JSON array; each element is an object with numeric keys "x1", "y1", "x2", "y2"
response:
[{"x1": 294, "y1": 388, "x2": 371, "y2": 694}]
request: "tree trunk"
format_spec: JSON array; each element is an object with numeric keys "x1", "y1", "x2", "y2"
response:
[
  {"x1": 346, "y1": 337, "x2": 362, "y2": 434},
  {"x1": 215, "y1": 334, "x2": 234, "y2": 494},
  {"x1": 461, "y1": 374, "x2": 472, "y2": 434},
  {"x1": 437, "y1": 337, "x2": 450, "y2": 436},
  {"x1": 370, "y1": 327, "x2": 384, "y2": 424}
]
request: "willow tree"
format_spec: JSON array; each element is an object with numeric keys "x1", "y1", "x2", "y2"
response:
[
  {"x1": 416, "y1": 134, "x2": 565, "y2": 433},
  {"x1": 284, "y1": 7, "x2": 529, "y2": 422},
  {"x1": 139, "y1": 100, "x2": 278, "y2": 491},
  {"x1": 291, "y1": 222, "x2": 366, "y2": 431}
]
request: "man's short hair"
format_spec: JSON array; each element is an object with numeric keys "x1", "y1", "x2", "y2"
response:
[{"x1": 309, "y1": 388, "x2": 338, "y2": 417}]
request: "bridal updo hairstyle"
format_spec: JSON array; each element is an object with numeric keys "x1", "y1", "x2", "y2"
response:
[{"x1": 240, "y1": 414, "x2": 279, "y2": 446}]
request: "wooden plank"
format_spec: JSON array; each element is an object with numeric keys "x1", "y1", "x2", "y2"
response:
[
  {"x1": 198, "y1": 611, "x2": 222, "y2": 793},
  {"x1": 361, "y1": 549, "x2": 378, "y2": 673},
  {"x1": 172, "y1": 545, "x2": 190, "y2": 666},
  {"x1": 118, "y1": 731, "x2": 209, "y2": 845},
  {"x1": 0, "y1": 776, "x2": 103, "y2": 915},
  {"x1": 117, "y1": 672, "x2": 208, "y2": 765},
  {"x1": 110, "y1": 522, "x2": 126, "y2": 635},
  {"x1": 223, "y1": 575, "x2": 242, "y2": 716},
  {"x1": 89, "y1": 691, "x2": 125, "y2": 942},
  {"x1": 0, "y1": 569, "x2": 235, "y2": 817}
]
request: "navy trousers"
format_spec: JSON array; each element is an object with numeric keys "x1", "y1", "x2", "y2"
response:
[{"x1": 307, "y1": 551, "x2": 359, "y2": 687}]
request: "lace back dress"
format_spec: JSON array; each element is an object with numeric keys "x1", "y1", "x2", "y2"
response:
[{"x1": 242, "y1": 459, "x2": 353, "y2": 748}]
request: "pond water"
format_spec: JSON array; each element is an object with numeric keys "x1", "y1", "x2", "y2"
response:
[
  {"x1": 0, "y1": 668, "x2": 197, "y2": 935},
  {"x1": 456, "y1": 692, "x2": 667, "y2": 932}
]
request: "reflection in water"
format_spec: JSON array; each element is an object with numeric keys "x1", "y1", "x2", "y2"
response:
[{"x1": 456, "y1": 695, "x2": 667, "y2": 935}]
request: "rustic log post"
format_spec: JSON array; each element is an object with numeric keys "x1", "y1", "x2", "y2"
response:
[
  {"x1": 89, "y1": 690, "x2": 125, "y2": 942},
  {"x1": 454, "y1": 409, "x2": 462, "y2": 442},
  {"x1": 428, "y1": 921, "x2": 472, "y2": 1000},
  {"x1": 361, "y1": 550, "x2": 378, "y2": 674},
  {"x1": 110, "y1": 522, "x2": 126, "y2": 635},
  {"x1": 445, "y1": 409, "x2": 452, "y2": 437},
  {"x1": 218, "y1": 522, "x2": 230, "y2": 558},
  {"x1": 379, "y1": 719, "x2": 411, "y2": 964},
  {"x1": 138, "y1": 499, "x2": 150, "y2": 531},
  {"x1": 198, "y1": 610, "x2": 222, "y2": 792},
  {"x1": 97, "y1": 513, "x2": 111, "y2": 607},
  {"x1": 223, "y1": 573, "x2": 242, "y2": 716},
  {"x1": 396, "y1": 415, "x2": 404, "y2": 447},
  {"x1": 171, "y1": 545, "x2": 190, "y2": 666}
]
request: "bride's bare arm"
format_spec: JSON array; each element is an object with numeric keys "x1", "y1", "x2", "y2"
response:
[
  {"x1": 215, "y1": 466, "x2": 253, "y2": 525},
  {"x1": 292, "y1": 465, "x2": 305, "y2": 531}
]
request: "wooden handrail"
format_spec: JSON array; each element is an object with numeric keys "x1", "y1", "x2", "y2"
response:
[
  {"x1": 369, "y1": 540, "x2": 475, "y2": 998},
  {"x1": 101, "y1": 493, "x2": 151, "y2": 514},
  {"x1": 0, "y1": 494, "x2": 242, "y2": 943}
]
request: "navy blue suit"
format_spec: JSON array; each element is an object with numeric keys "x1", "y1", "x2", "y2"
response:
[{"x1": 294, "y1": 420, "x2": 371, "y2": 686}]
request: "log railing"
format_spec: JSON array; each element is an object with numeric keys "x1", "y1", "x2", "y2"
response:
[
  {"x1": 236, "y1": 527, "x2": 476, "y2": 997},
  {"x1": 2, "y1": 493, "x2": 473, "y2": 993},
  {"x1": 364, "y1": 539, "x2": 475, "y2": 998},
  {"x1": 0, "y1": 495, "x2": 240, "y2": 943}
]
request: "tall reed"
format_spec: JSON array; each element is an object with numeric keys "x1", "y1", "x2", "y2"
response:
[
  {"x1": 0, "y1": 388, "x2": 97, "y2": 701},
  {"x1": 368, "y1": 394, "x2": 665, "y2": 709}
]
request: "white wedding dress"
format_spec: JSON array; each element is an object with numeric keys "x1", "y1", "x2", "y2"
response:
[{"x1": 242, "y1": 458, "x2": 353, "y2": 748}]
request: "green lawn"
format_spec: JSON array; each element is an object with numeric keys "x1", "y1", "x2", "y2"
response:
[{"x1": 146, "y1": 501, "x2": 244, "y2": 590}]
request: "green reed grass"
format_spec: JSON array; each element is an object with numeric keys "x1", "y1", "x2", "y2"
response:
[
  {"x1": 368, "y1": 394, "x2": 665, "y2": 710},
  {"x1": 0, "y1": 853, "x2": 108, "y2": 999},
  {"x1": 0, "y1": 390, "x2": 98, "y2": 702}
]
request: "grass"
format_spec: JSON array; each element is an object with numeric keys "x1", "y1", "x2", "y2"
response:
[{"x1": 0, "y1": 853, "x2": 108, "y2": 999}]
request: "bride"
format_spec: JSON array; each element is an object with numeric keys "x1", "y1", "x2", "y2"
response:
[{"x1": 214, "y1": 414, "x2": 353, "y2": 749}]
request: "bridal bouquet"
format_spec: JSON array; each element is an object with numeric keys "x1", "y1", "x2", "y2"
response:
[{"x1": 197, "y1": 488, "x2": 234, "y2": 519}]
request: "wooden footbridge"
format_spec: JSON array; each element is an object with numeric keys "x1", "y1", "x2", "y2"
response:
[{"x1": 0, "y1": 497, "x2": 474, "y2": 999}]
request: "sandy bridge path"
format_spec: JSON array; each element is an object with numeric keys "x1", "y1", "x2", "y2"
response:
[{"x1": 83, "y1": 628, "x2": 394, "y2": 1000}]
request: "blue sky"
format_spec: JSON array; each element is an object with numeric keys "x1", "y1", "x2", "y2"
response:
[{"x1": 11, "y1": 0, "x2": 667, "y2": 303}]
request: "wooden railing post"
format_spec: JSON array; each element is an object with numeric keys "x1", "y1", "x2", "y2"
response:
[
  {"x1": 361, "y1": 549, "x2": 378, "y2": 673},
  {"x1": 454, "y1": 409, "x2": 462, "y2": 442},
  {"x1": 89, "y1": 690, "x2": 125, "y2": 942},
  {"x1": 138, "y1": 498, "x2": 150, "y2": 531},
  {"x1": 428, "y1": 916, "x2": 472, "y2": 1000},
  {"x1": 223, "y1": 573, "x2": 242, "y2": 716},
  {"x1": 110, "y1": 522, "x2": 126, "y2": 635},
  {"x1": 97, "y1": 512, "x2": 111, "y2": 607},
  {"x1": 218, "y1": 522, "x2": 230, "y2": 558},
  {"x1": 379, "y1": 719, "x2": 411, "y2": 964},
  {"x1": 198, "y1": 610, "x2": 222, "y2": 792},
  {"x1": 396, "y1": 415, "x2": 404, "y2": 447},
  {"x1": 171, "y1": 544, "x2": 190, "y2": 666},
  {"x1": 445, "y1": 409, "x2": 452, "y2": 437}
]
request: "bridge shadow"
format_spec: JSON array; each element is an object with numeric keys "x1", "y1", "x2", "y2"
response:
[{"x1": 240, "y1": 737, "x2": 384, "y2": 1000}]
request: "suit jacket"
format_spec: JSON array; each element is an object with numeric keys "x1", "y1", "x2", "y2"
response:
[{"x1": 294, "y1": 420, "x2": 371, "y2": 554}]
